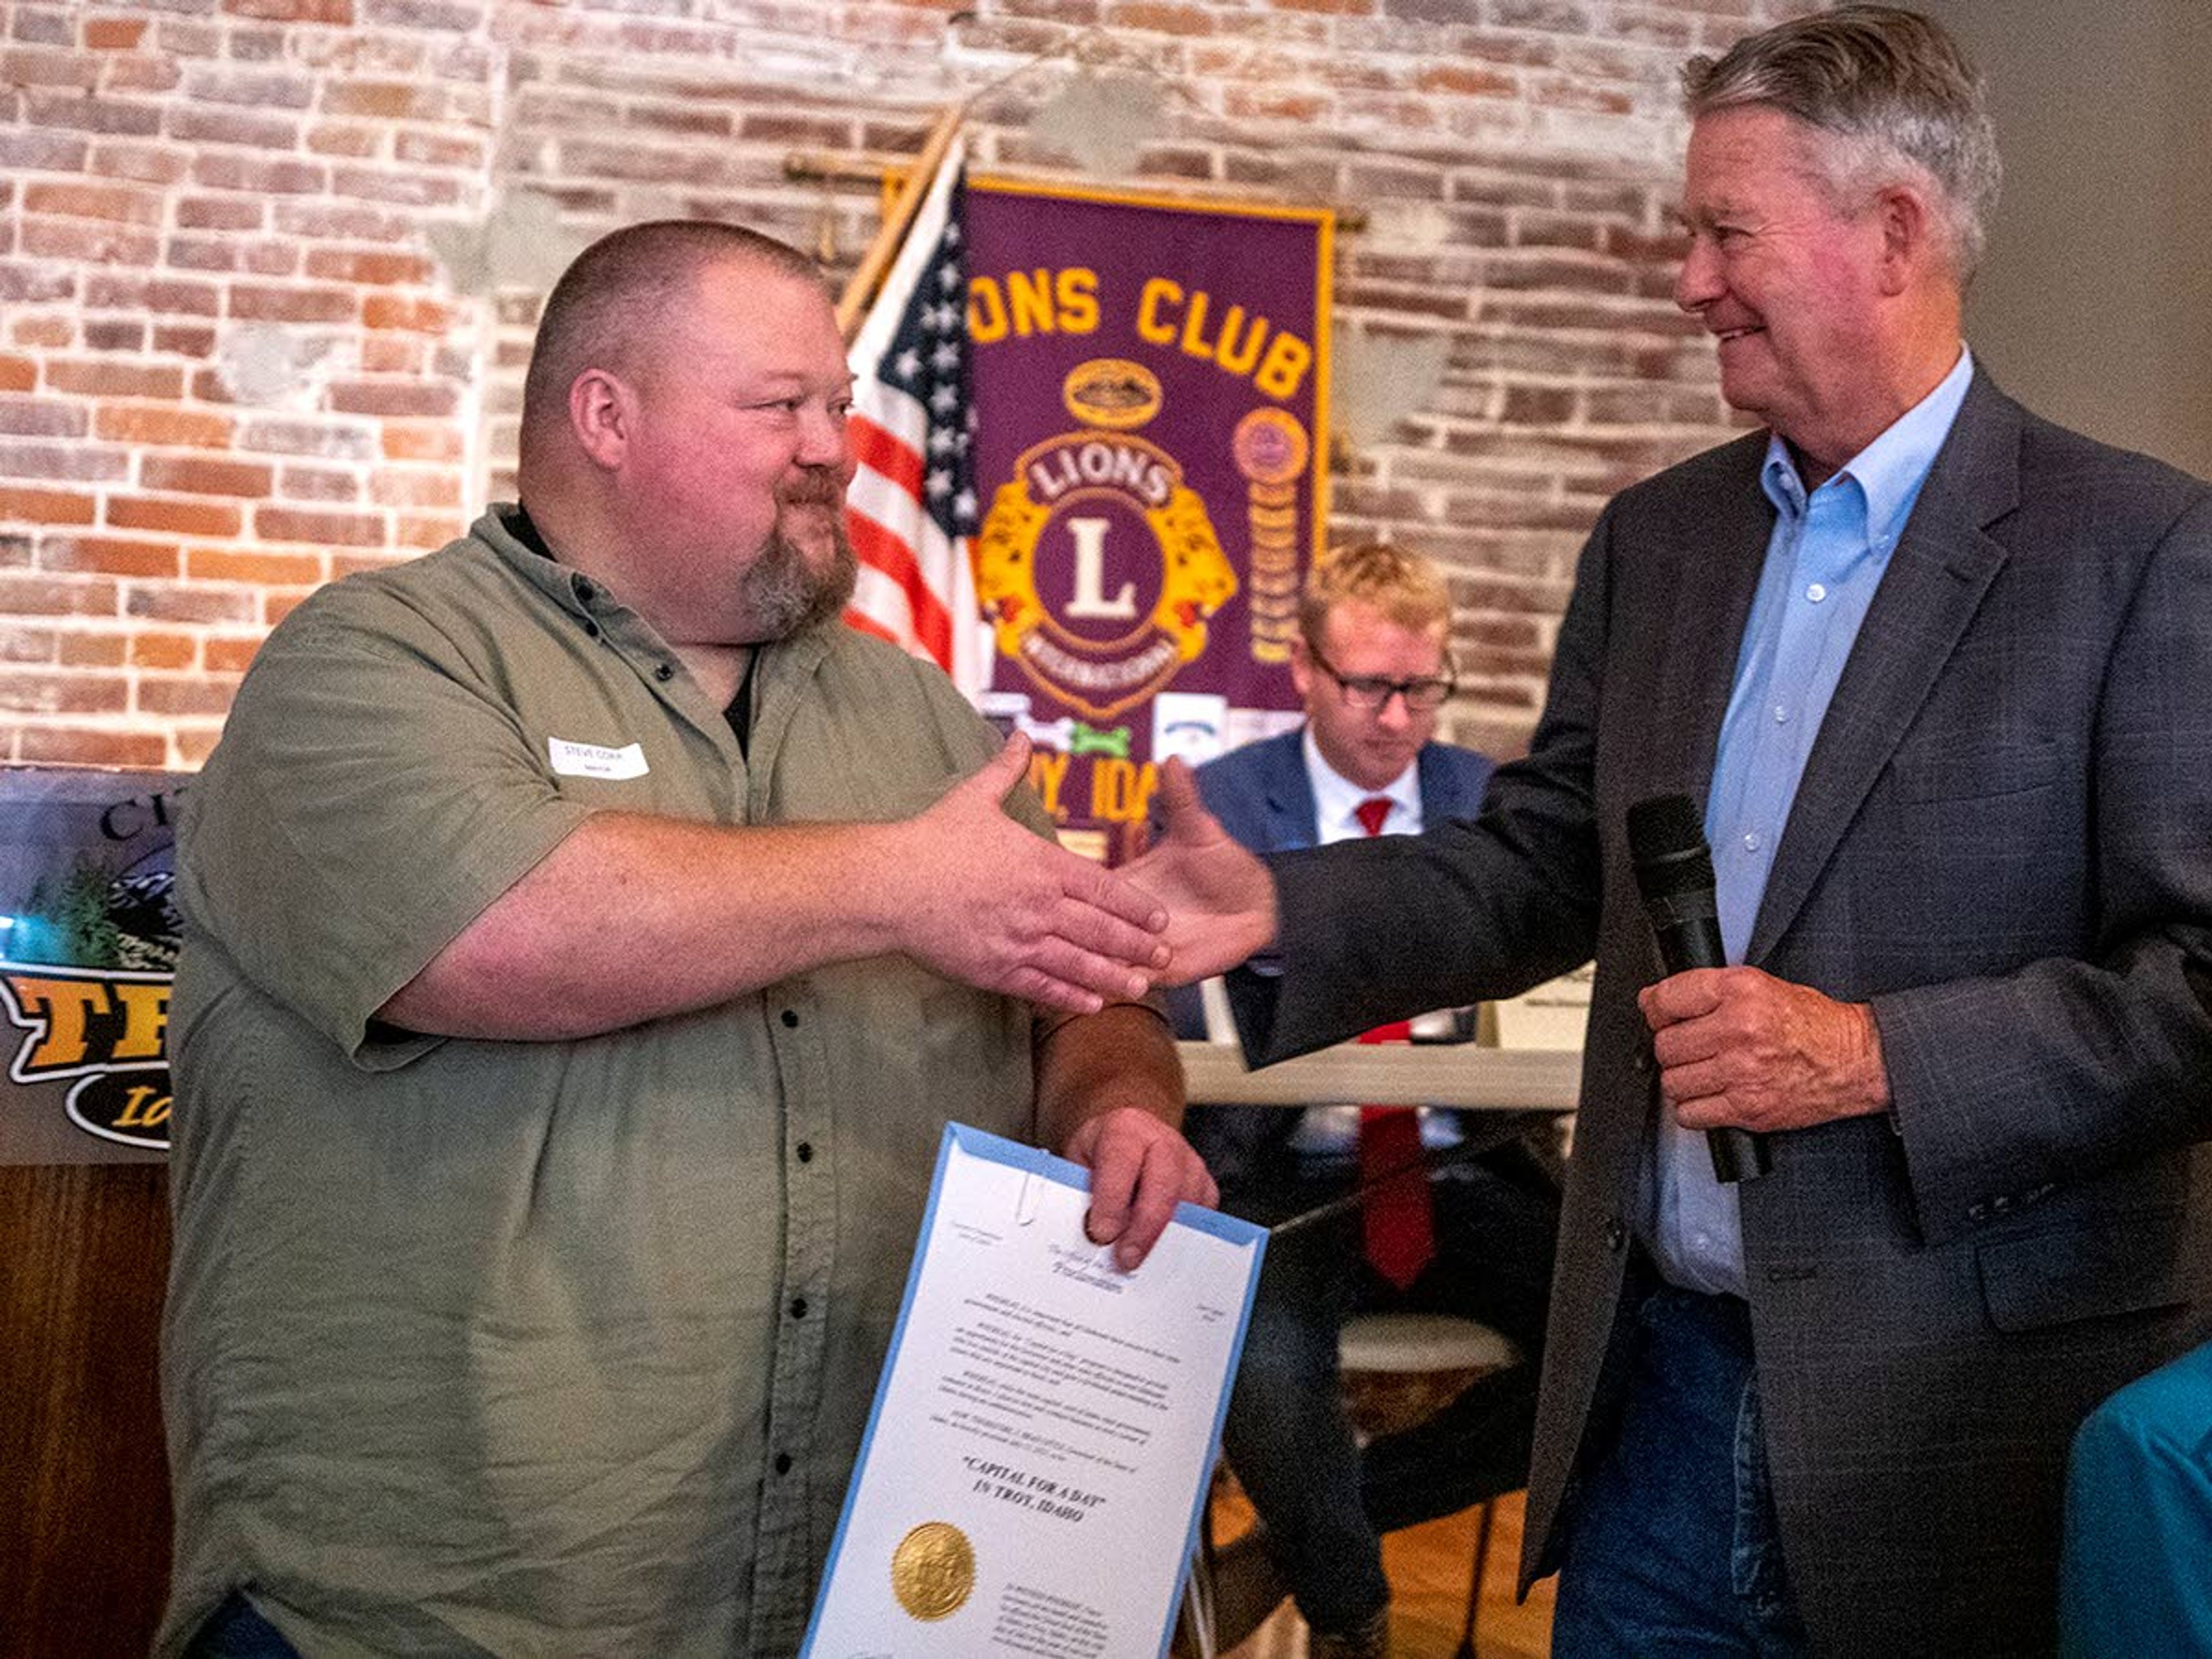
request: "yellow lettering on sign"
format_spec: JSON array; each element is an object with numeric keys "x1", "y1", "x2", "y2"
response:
[
  {"x1": 968, "y1": 269, "x2": 1103, "y2": 346},
  {"x1": 3, "y1": 976, "x2": 110, "y2": 1069},
  {"x1": 1255, "y1": 331, "x2": 1314, "y2": 399},
  {"x1": 1027, "y1": 748, "x2": 1072, "y2": 820},
  {"x1": 1086, "y1": 759, "x2": 1160, "y2": 825},
  {"x1": 113, "y1": 1083, "x2": 172, "y2": 1130},
  {"x1": 112, "y1": 980, "x2": 169, "y2": 1062},
  {"x1": 1132, "y1": 276, "x2": 1310, "y2": 399}
]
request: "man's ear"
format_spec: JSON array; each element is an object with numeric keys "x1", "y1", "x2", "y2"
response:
[
  {"x1": 1287, "y1": 634, "x2": 1315, "y2": 702},
  {"x1": 1874, "y1": 183, "x2": 1934, "y2": 297},
  {"x1": 569, "y1": 368, "x2": 636, "y2": 469}
]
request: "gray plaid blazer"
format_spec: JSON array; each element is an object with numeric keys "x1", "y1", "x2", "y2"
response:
[{"x1": 1228, "y1": 369, "x2": 2212, "y2": 1657}]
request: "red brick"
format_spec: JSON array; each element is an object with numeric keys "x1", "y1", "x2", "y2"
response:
[
  {"x1": 127, "y1": 630, "x2": 197, "y2": 669},
  {"x1": 272, "y1": 201, "x2": 412, "y2": 241},
  {"x1": 224, "y1": 0, "x2": 356, "y2": 21},
  {"x1": 227, "y1": 283, "x2": 358, "y2": 324},
  {"x1": 167, "y1": 235, "x2": 240, "y2": 272},
  {"x1": 0, "y1": 572, "x2": 120, "y2": 616},
  {"x1": 0, "y1": 626, "x2": 56, "y2": 664},
  {"x1": 107, "y1": 495, "x2": 245, "y2": 537},
  {"x1": 0, "y1": 668, "x2": 130, "y2": 716},
  {"x1": 238, "y1": 418, "x2": 378, "y2": 461},
  {"x1": 153, "y1": 324, "x2": 217, "y2": 357},
  {"x1": 85, "y1": 319, "x2": 146, "y2": 351},
  {"x1": 329, "y1": 166, "x2": 461, "y2": 207},
  {"x1": 305, "y1": 122, "x2": 382, "y2": 158},
  {"x1": 380, "y1": 421, "x2": 463, "y2": 463},
  {"x1": 20, "y1": 726, "x2": 166, "y2": 766},
  {"x1": 394, "y1": 513, "x2": 464, "y2": 550},
  {"x1": 44, "y1": 360, "x2": 181, "y2": 402},
  {"x1": 305, "y1": 248, "x2": 435, "y2": 287},
  {"x1": 2, "y1": 45, "x2": 102, "y2": 90},
  {"x1": 369, "y1": 469, "x2": 460, "y2": 509},
  {"x1": 253, "y1": 506, "x2": 386, "y2": 548},
  {"x1": 124, "y1": 582, "x2": 256, "y2": 624},
  {"x1": 0, "y1": 486, "x2": 96, "y2": 524},
  {"x1": 204, "y1": 635, "x2": 263, "y2": 673},
  {"x1": 141, "y1": 455, "x2": 274, "y2": 498},
  {"x1": 190, "y1": 151, "x2": 325, "y2": 195},
  {"x1": 276, "y1": 464, "x2": 359, "y2": 502},
  {"x1": 0, "y1": 440, "x2": 128, "y2": 480},
  {"x1": 0, "y1": 397, "x2": 88, "y2": 438},
  {"x1": 84, "y1": 16, "x2": 151, "y2": 49},
  {"x1": 362, "y1": 293, "x2": 457, "y2": 334},
  {"x1": 1104, "y1": 1, "x2": 1217, "y2": 32},
  {"x1": 168, "y1": 105, "x2": 302, "y2": 150},
  {"x1": 19, "y1": 217, "x2": 160, "y2": 264},
  {"x1": 189, "y1": 546, "x2": 327, "y2": 584},
  {"x1": 103, "y1": 55, "x2": 180, "y2": 93},
  {"x1": 0, "y1": 356, "x2": 31, "y2": 392},
  {"x1": 177, "y1": 194, "x2": 264, "y2": 231},
  {"x1": 40, "y1": 534, "x2": 179, "y2": 577},
  {"x1": 137, "y1": 677, "x2": 238, "y2": 717},
  {"x1": 22, "y1": 89, "x2": 162, "y2": 135},
  {"x1": 393, "y1": 129, "x2": 485, "y2": 168},
  {"x1": 173, "y1": 728, "x2": 221, "y2": 766},
  {"x1": 85, "y1": 141, "x2": 191, "y2": 185},
  {"x1": 11, "y1": 317, "x2": 71, "y2": 349},
  {"x1": 57, "y1": 631, "x2": 127, "y2": 666},
  {"x1": 358, "y1": 336, "x2": 425, "y2": 373},
  {"x1": 321, "y1": 79, "x2": 439, "y2": 120},
  {"x1": 328, "y1": 380, "x2": 459, "y2": 419}
]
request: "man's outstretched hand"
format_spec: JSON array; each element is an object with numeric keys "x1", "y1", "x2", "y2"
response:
[{"x1": 1123, "y1": 757, "x2": 1280, "y2": 986}]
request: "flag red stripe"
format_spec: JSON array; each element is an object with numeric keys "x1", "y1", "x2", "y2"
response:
[
  {"x1": 846, "y1": 509, "x2": 954, "y2": 665},
  {"x1": 849, "y1": 414, "x2": 924, "y2": 499}
]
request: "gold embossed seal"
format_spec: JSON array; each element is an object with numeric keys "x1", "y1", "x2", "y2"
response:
[{"x1": 890, "y1": 1521, "x2": 976, "y2": 1622}]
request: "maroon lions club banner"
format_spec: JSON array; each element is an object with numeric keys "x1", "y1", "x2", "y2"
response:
[
  {"x1": 0, "y1": 766, "x2": 183, "y2": 1165},
  {"x1": 964, "y1": 179, "x2": 1332, "y2": 864}
]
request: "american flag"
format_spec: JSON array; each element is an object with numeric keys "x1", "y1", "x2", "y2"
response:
[{"x1": 843, "y1": 137, "x2": 987, "y2": 698}]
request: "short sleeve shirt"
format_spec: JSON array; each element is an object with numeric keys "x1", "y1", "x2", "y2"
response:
[{"x1": 162, "y1": 511, "x2": 1046, "y2": 1658}]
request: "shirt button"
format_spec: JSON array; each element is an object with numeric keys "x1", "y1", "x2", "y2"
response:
[
  {"x1": 773, "y1": 1452, "x2": 793, "y2": 1475},
  {"x1": 1772, "y1": 705, "x2": 1790, "y2": 724},
  {"x1": 795, "y1": 1141, "x2": 814, "y2": 1163},
  {"x1": 581, "y1": 620, "x2": 600, "y2": 639},
  {"x1": 654, "y1": 662, "x2": 674, "y2": 683},
  {"x1": 1742, "y1": 832, "x2": 1760, "y2": 852},
  {"x1": 781, "y1": 1009, "x2": 800, "y2": 1028},
  {"x1": 1806, "y1": 582, "x2": 1827, "y2": 603},
  {"x1": 1604, "y1": 1217, "x2": 1628, "y2": 1253},
  {"x1": 572, "y1": 575, "x2": 595, "y2": 602},
  {"x1": 789, "y1": 1297, "x2": 809, "y2": 1319}
]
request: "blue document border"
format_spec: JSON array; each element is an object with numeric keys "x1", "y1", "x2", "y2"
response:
[{"x1": 800, "y1": 1120, "x2": 1267, "y2": 1659}]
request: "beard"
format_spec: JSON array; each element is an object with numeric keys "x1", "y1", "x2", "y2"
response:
[{"x1": 738, "y1": 468, "x2": 858, "y2": 641}]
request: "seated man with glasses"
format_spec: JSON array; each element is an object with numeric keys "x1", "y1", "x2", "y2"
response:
[{"x1": 1160, "y1": 542, "x2": 1562, "y2": 1659}]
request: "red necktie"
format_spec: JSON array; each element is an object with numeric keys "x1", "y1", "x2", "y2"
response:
[{"x1": 1353, "y1": 796, "x2": 1434, "y2": 1289}]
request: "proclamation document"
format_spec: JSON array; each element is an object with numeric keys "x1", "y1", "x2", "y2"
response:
[{"x1": 801, "y1": 1123, "x2": 1266, "y2": 1659}]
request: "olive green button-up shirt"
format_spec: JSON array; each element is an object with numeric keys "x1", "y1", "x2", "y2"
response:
[{"x1": 162, "y1": 512, "x2": 1045, "y2": 1657}]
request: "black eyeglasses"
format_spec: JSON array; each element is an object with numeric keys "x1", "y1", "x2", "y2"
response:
[{"x1": 1308, "y1": 645, "x2": 1457, "y2": 711}]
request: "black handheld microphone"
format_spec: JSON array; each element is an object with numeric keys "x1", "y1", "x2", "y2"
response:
[{"x1": 1625, "y1": 793, "x2": 1771, "y2": 1184}]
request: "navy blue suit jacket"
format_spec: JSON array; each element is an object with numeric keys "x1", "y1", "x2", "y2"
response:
[{"x1": 1169, "y1": 728, "x2": 1493, "y2": 1194}]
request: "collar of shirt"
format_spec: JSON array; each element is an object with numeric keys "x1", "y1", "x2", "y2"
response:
[
  {"x1": 1758, "y1": 345, "x2": 1976, "y2": 559},
  {"x1": 1302, "y1": 729, "x2": 1422, "y2": 845}
]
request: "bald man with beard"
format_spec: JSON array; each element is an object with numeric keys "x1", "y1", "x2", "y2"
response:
[{"x1": 160, "y1": 221, "x2": 1213, "y2": 1658}]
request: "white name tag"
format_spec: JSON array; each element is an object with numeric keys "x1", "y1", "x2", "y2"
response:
[{"x1": 547, "y1": 737, "x2": 649, "y2": 781}]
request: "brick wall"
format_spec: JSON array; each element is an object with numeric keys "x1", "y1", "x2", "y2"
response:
[{"x1": 0, "y1": 0, "x2": 1816, "y2": 770}]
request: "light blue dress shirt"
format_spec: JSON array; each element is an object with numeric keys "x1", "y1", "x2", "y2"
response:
[{"x1": 1650, "y1": 348, "x2": 1975, "y2": 1297}]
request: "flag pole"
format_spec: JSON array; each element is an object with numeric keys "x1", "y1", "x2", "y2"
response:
[{"x1": 835, "y1": 104, "x2": 965, "y2": 342}]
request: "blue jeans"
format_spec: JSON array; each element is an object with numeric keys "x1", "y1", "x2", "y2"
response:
[
  {"x1": 183, "y1": 1593, "x2": 303, "y2": 1659},
  {"x1": 1551, "y1": 1284, "x2": 1809, "y2": 1658}
]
